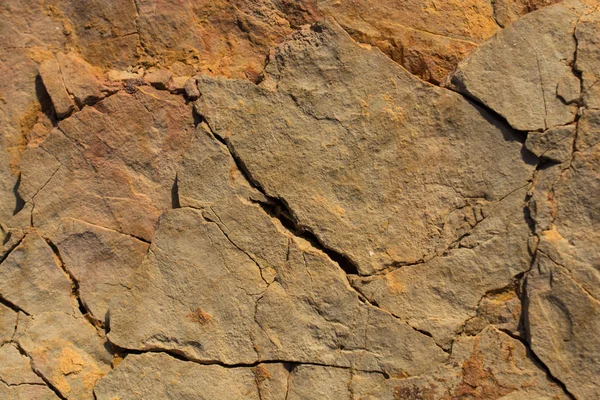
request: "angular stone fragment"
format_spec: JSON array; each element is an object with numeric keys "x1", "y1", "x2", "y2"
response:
[
  {"x1": 462, "y1": 285, "x2": 522, "y2": 337},
  {"x1": 38, "y1": 58, "x2": 75, "y2": 118},
  {"x1": 144, "y1": 69, "x2": 173, "y2": 90},
  {"x1": 46, "y1": 218, "x2": 149, "y2": 319},
  {"x1": 526, "y1": 256, "x2": 600, "y2": 399},
  {"x1": 353, "y1": 187, "x2": 532, "y2": 347},
  {"x1": 184, "y1": 77, "x2": 200, "y2": 100},
  {"x1": 525, "y1": 124, "x2": 576, "y2": 163},
  {"x1": 448, "y1": 0, "x2": 586, "y2": 131},
  {"x1": 15, "y1": 312, "x2": 112, "y2": 400},
  {"x1": 194, "y1": 18, "x2": 534, "y2": 275},
  {"x1": 0, "y1": 232, "x2": 73, "y2": 316},
  {"x1": 55, "y1": 52, "x2": 103, "y2": 106},
  {"x1": 0, "y1": 343, "x2": 44, "y2": 386},
  {"x1": 105, "y1": 70, "x2": 141, "y2": 83},
  {"x1": 94, "y1": 353, "x2": 287, "y2": 400}
]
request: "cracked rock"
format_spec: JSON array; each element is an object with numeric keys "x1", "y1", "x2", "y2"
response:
[
  {"x1": 448, "y1": 0, "x2": 588, "y2": 131},
  {"x1": 38, "y1": 57, "x2": 76, "y2": 118},
  {"x1": 1, "y1": 0, "x2": 600, "y2": 398},
  {"x1": 0, "y1": 232, "x2": 73, "y2": 316},
  {"x1": 108, "y1": 205, "x2": 446, "y2": 375},
  {"x1": 194, "y1": 18, "x2": 534, "y2": 275},
  {"x1": 352, "y1": 186, "x2": 532, "y2": 347},
  {"x1": 15, "y1": 312, "x2": 112, "y2": 400},
  {"x1": 0, "y1": 343, "x2": 44, "y2": 386}
]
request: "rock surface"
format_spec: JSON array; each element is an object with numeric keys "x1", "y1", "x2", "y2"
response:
[{"x1": 1, "y1": 0, "x2": 599, "y2": 399}]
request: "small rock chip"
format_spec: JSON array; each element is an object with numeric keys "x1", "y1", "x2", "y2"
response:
[{"x1": 38, "y1": 58, "x2": 75, "y2": 118}]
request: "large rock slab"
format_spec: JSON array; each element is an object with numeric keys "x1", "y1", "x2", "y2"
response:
[
  {"x1": 108, "y1": 131, "x2": 447, "y2": 375},
  {"x1": 512, "y1": 5, "x2": 600, "y2": 397},
  {"x1": 97, "y1": 328, "x2": 568, "y2": 399},
  {"x1": 194, "y1": 18, "x2": 534, "y2": 275}
]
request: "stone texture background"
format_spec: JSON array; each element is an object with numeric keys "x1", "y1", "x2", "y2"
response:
[{"x1": 0, "y1": 0, "x2": 598, "y2": 399}]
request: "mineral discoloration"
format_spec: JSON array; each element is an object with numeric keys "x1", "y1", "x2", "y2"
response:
[{"x1": 1, "y1": 0, "x2": 599, "y2": 398}]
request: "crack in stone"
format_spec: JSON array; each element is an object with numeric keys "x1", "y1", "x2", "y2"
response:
[
  {"x1": 12, "y1": 342, "x2": 68, "y2": 400},
  {"x1": 42, "y1": 237, "x2": 105, "y2": 332}
]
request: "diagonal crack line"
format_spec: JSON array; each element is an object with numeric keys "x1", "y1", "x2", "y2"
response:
[
  {"x1": 508, "y1": 295, "x2": 577, "y2": 400},
  {"x1": 65, "y1": 218, "x2": 150, "y2": 245},
  {"x1": 195, "y1": 113, "x2": 359, "y2": 275},
  {"x1": 203, "y1": 207, "x2": 270, "y2": 287},
  {"x1": 0, "y1": 295, "x2": 30, "y2": 317},
  {"x1": 0, "y1": 232, "x2": 27, "y2": 266},
  {"x1": 538, "y1": 249, "x2": 600, "y2": 304},
  {"x1": 193, "y1": 111, "x2": 443, "y2": 347},
  {"x1": 13, "y1": 342, "x2": 68, "y2": 400},
  {"x1": 349, "y1": 280, "x2": 448, "y2": 353},
  {"x1": 42, "y1": 237, "x2": 105, "y2": 332}
]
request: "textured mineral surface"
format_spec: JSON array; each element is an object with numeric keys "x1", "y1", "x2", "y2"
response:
[{"x1": 0, "y1": 0, "x2": 599, "y2": 399}]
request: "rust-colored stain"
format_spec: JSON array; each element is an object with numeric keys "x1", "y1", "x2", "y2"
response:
[{"x1": 186, "y1": 307, "x2": 212, "y2": 324}]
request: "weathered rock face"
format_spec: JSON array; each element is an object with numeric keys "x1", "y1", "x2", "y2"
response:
[{"x1": 1, "y1": 0, "x2": 599, "y2": 399}]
